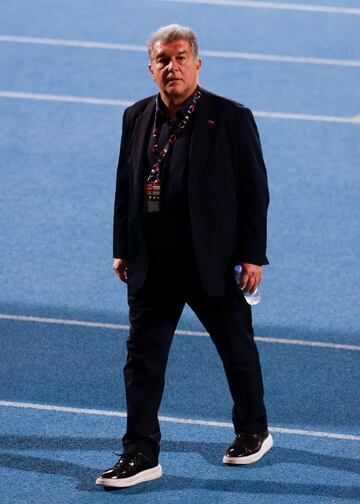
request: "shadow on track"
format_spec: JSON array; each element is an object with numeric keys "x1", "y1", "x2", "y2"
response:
[{"x1": 0, "y1": 436, "x2": 359, "y2": 499}]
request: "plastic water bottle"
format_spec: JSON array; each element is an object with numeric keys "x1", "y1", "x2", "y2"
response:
[{"x1": 234, "y1": 265, "x2": 261, "y2": 305}]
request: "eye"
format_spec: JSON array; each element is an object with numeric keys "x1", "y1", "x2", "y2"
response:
[{"x1": 156, "y1": 58, "x2": 168, "y2": 67}]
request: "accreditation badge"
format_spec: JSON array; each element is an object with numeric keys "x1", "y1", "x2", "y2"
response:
[{"x1": 143, "y1": 180, "x2": 160, "y2": 212}]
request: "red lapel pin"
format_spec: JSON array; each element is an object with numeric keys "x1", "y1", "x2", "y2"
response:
[{"x1": 207, "y1": 119, "x2": 215, "y2": 126}]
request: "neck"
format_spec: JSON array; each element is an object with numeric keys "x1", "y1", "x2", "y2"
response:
[{"x1": 160, "y1": 85, "x2": 197, "y2": 121}]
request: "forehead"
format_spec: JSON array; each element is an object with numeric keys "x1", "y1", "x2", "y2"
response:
[{"x1": 151, "y1": 38, "x2": 193, "y2": 58}]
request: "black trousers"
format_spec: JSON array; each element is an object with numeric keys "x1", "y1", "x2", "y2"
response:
[{"x1": 122, "y1": 252, "x2": 268, "y2": 464}]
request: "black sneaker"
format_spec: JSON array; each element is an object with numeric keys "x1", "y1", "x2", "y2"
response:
[
  {"x1": 223, "y1": 430, "x2": 273, "y2": 465},
  {"x1": 96, "y1": 452, "x2": 162, "y2": 488}
]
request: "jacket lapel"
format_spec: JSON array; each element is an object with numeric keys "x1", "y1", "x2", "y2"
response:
[
  {"x1": 132, "y1": 90, "x2": 217, "y2": 205},
  {"x1": 189, "y1": 90, "x2": 218, "y2": 191},
  {"x1": 132, "y1": 98, "x2": 156, "y2": 208}
]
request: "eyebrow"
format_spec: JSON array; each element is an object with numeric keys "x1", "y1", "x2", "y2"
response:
[{"x1": 156, "y1": 50, "x2": 188, "y2": 60}]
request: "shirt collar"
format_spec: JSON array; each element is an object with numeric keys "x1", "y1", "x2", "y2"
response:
[{"x1": 156, "y1": 86, "x2": 199, "y2": 122}]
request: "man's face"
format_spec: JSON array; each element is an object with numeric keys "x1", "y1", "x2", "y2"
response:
[{"x1": 148, "y1": 39, "x2": 202, "y2": 101}]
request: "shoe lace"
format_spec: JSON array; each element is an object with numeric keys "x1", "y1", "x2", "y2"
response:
[{"x1": 113, "y1": 452, "x2": 137, "y2": 468}]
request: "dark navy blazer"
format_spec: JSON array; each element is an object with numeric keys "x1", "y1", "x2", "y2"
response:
[{"x1": 113, "y1": 88, "x2": 269, "y2": 297}]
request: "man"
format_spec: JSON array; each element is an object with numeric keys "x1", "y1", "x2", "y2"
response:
[{"x1": 96, "y1": 24, "x2": 272, "y2": 489}]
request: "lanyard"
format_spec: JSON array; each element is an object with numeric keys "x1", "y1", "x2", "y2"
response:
[{"x1": 147, "y1": 87, "x2": 202, "y2": 183}]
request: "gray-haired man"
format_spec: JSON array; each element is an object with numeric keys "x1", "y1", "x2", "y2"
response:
[{"x1": 96, "y1": 24, "x2": 272, "y2": 489}]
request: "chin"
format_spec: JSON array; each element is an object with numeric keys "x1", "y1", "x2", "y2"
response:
[
  {"x1": 165, "y1": 81, "x2": 184, "y2": 91},
  {"x1": 165, "y1": 86, "x2": 186, "y2": 98}
]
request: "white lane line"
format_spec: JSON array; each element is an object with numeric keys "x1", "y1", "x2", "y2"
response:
[
  {"x1": 0, "y1": 91, "x2": 359, "y2": 125},
  {"x1": 1, "y1": 35, "x2": 360, "y2": 68},
  {"x1": 1, "y1": 400, "x2": 359, "y2": 441},
  {"x1": 254, "y1": 336, "x2": 360, "y2": 351},
  {"x1": 0, "y1": 35, "x2": 147, "y2": 53},
  {"x1": 0, "y1": 313, "x2": 131, "y2": 330},
  {"x1": 1, "y1": 313, "x2": 359, "y2": 352},
  {"x1": 252, "y1": 110, "x2": 360, "y2": 123},
  {"x1": 160, "y1": 0, "x2": 360, "y2": 15},
  {"x1": 201, "y1": 49, "x2": 360, "y2": 68},
  {"x1": 0, "y1": 91, "x2": 132, "y2": 107}
]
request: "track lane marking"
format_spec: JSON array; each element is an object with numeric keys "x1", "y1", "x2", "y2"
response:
[
  {"x1": 0, "y1": 91, "x2": 359, "y2": 125},
  {"x1": 0, "y1": 35, "x2": 147, "y2": 52},
  {"x1": 202, "y1": 49, "x2": 360, "y2": 67},
  {"x1": 252, "y1": 110, "x2": 360, "y2": 123},
  {"x1": 159, "y1": 0, "x2": 360, "y2": 15},
  {"x1": 1, "y1": 400, "x2": 359, "y2": 441},
  {"x1": 1, "y1": 313, "x2": 359, "y2": 351},
  {"x1": 1, "y1": 35, "x2": 360, "y2": 68},
  {"x1": 0, "y1": 91, "x2": 131, "y2": 107}
]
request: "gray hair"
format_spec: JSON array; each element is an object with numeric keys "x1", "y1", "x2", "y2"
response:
[{"x1": 147, "y1": 24, "x2": 199, "y2": 60}]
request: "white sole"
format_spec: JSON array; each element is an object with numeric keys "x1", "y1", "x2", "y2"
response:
[
  {"x1": 96, "y1": 464, "x2": 162, "y2": 488},
  {"x1": 223, "y1": 434, "x2": 273, "y2": 465}
]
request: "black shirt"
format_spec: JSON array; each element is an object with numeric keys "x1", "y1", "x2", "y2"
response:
[{"x1": 143, "y1": 90, "x2": 199, "y2": 255}]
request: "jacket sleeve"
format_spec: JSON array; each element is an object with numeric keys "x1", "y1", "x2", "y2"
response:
[
  {"x1": 234, "y1": 108, "x2": 270, "y2": 265},
  {"x1": 113, "y1": 109, "x2": 130, "y2": 259}
]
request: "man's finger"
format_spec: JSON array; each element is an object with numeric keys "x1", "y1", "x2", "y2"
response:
[
  {"x1": 241, "y1": 272, "x2": 255, "y2": 292},
  {"x1": 248, "y1": 274, "x2": 261, "y2": 294},
  {"x1": 242, "y1": 274, "x2": 260, "y2": 293},
  {"x1": 119, "y1": 268, "x2": 128, "y2": 283},
  {"x1": 243, "y1": 279, "x2": 255, "y2": 293},
  {"x1": 239, "y1": 272, "x2": 249, "y2": 290}
]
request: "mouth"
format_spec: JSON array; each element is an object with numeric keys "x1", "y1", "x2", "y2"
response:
[{"x1": 166, "y1": 78, "x2": 182, "y2": 85}]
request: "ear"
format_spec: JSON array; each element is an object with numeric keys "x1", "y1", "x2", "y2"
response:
[
  {"x1": 148, "y1": 63, "x2": 155, "y2": 80},
  {"x1": 195, "y1": 59, "x2": 202, "y2": 72}
]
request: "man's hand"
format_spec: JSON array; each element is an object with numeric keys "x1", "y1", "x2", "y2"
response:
[
  {"x1": 239, "y1": 263, "x2": 263, "y2": 294},
  {"x1": 113, "y1": 258, "x2": 128, "y2": 283}
]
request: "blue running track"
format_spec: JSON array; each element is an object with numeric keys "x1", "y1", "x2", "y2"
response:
[{"x1": 0, "y1": 0, "x2": 359, "y2": 502}]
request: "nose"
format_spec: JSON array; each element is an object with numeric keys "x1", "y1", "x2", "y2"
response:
[{"x1": 167, "y1": 57, "x2": 179, "y2": 72}]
